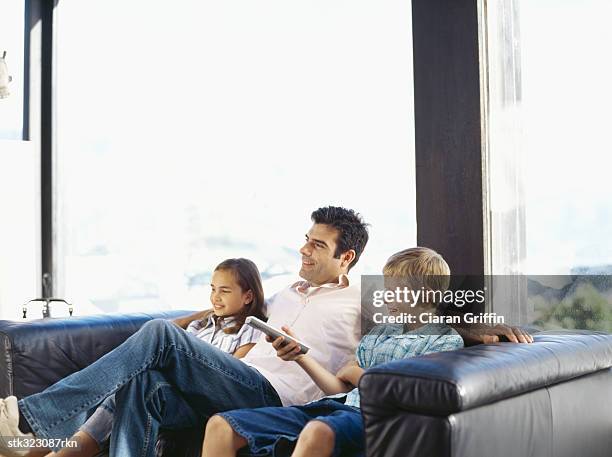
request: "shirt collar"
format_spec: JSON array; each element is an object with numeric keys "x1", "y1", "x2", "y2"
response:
[
  {"x1": 207, "y1": 313, "x2": 237, "y2": 328},
  {"x1": 293, "y1": 274, "x2": 351, "y2": 295}
]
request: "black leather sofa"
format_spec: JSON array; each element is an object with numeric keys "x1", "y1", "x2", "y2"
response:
[
  {"x1": 360, "y1": 331, "x2": 612, "y2": 457},
  {"x1": 1, "y1": 313, "x2": 612, "y2": 457},
  {"x1": 0, "y1": 311, "x2": 191, "y2": 400},
  {"x1": 0, "y1": 311, "x2": 201, "y2": 456}
]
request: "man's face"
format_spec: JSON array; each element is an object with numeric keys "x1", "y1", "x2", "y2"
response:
[{"x1": 299, "y1": 223, "x2": 345, "y2": 286}]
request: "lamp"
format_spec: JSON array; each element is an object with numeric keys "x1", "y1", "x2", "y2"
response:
[{"x1": 0, "y1": 51, "x2": 12, "y2": 99}]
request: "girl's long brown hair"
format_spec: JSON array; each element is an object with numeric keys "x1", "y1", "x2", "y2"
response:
[{"x1": 202, "y1": 258, "x2": 266, "y2": 334}]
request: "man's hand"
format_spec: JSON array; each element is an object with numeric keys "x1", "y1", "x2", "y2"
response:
[
  {"x1": 486, "y1": 324, "x2": 533, "y2": 344},
  {"x1": 266, "y1": 326, "x2": 305, "y2": 361},
  {"x1": 456, "y1": 323, "x2": 533, "y2": 345}
]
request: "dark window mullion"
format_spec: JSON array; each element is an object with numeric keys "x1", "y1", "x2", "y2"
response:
[
  {"x1": 40, "y1": 0, "x2": 56, "y2": 298},
  {"x1": 412, "y1": 0, "x2": 485, "y2": 277}
]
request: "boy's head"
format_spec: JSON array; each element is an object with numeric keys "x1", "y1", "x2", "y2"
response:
[
  {"x1": 299, "y1": 206, "x2": 369, "y2": 285},
  {"x1": 383, "y1": 247, "x2": 450, "y2": 310}
]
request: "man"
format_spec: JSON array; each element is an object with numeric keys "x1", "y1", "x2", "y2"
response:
[{"x1": 0, "y1": 206, "x2": 368, "y2": 457}]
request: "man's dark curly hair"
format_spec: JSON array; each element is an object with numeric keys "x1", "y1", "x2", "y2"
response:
[{"x1": 310, "y1": 206, "x2": 369, "y2": 271}]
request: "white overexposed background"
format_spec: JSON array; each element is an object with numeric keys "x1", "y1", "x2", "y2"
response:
[
  {"x1": 0, "y1": 141, "x2": 39, "y2": 320},
  {"x1": 54, "y1": 0, "x2": 417, "y2": 315},
  {"x1": 0, "y1": 0, "x2": 24, "y2": 140},
  {"x1": 520, "y1": 0, "x2": 612, "y2": 275}
]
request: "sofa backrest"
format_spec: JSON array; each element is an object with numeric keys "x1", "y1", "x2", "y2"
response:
[
  {"x1": 0, "y1": 310, "x2": 194, "y2": 398},
  {"x1": 360, "y1": 332, "x2": 612, "y2": 416}
]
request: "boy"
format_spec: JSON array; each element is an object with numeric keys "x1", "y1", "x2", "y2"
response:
[{"x1": 201, "y1": 247, "x2": 464, "y2": 457}]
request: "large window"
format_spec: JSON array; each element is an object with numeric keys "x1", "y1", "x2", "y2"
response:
[
  {"x1": 0, "y1": 141, "x2": 39, "y2": 320},
  {"x1": 0, "y1": 1, "x2": 39, "y2": 321},
  {"x1": 487, "y1": 0, "x2": 612, "y2": 331},
  {"x1": 55, "y1": 1, "x2": 416, "y2": 315},
  {"x1": 0, "y1": 0, "x2": 25, "y2": 140},
  {"x1": 520, "y1": 0, "x2": 612, "y2": 275}
]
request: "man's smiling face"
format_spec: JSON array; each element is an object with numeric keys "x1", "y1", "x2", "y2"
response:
[{"x1": 299, "y1": 223, "x2": 345, "y2": 286}]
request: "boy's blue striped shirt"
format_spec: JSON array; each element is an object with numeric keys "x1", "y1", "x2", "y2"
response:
[{"x1": 336, "y1": 322, "x2": 464, "y2": 408}]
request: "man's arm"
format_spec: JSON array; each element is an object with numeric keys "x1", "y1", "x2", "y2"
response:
[
  {"x1": 450, "y1": 320, "x2": 533, "y2": 344},
  {"x1": 172, "y1": 310, "x2": 208, "y2": 329}
]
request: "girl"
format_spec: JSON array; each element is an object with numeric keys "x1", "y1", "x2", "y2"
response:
[{"x1": 46, "y1": 257, "x2": 266, "y2": 457}]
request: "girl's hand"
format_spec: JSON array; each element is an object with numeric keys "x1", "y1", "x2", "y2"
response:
[{"x1": 266, "y1": 326, "x2": 305, "y2": 362}]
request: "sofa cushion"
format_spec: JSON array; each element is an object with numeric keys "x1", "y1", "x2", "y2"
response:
[{"x1": 359, "y1": 332, "x2": 612, "y2": 416}]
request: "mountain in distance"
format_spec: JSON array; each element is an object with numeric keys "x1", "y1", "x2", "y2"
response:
[{"x1": 527, "y1": 264, "x2": 612, "y2": 302}]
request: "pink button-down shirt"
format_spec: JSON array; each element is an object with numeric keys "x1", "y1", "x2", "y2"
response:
[{"x1": 242, "y1": 274, "x2": 361, "y2": 406}]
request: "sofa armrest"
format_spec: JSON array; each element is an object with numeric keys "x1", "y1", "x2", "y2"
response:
[
  {"x1": 359, "y1": 332, "x2": 612, "y2": 417},
  {"x1": 0, "y1": 310, "x2": 195, "y2": 399}
]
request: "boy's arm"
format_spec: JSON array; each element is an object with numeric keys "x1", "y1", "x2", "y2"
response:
[
  {"x1": 269, "y1": 326, "x2": 352, "y2": 395},
  {"x1": 295, "y1": 355, "x2": 352, "y2": 395},
  {"x1": 336, "y1": 360, "x2": 365, "y2": 388}
]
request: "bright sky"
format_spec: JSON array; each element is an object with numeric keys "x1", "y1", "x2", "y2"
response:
[
  {"x1": 54, "y1": 0, "x2": 417, "y2": 311},
  {"x1": 0, "y1": 0, "x2": 24, "y2": 139},
  {"x1": 521, "y1": 0, "x2": 612, "y2": 273}
]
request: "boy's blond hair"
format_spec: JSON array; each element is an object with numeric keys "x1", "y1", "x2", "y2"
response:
[{"x1": 383, "y1": 247, "x2": 451, "y2": 300}]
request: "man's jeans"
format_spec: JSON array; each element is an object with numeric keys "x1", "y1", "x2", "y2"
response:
[{"x1": 18, "y1": 319, "x2": 282, "y2": 456}]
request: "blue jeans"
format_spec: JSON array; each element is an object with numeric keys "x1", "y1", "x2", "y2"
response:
[
  {"x1": 219, "y1": 398, "x2": 365, "y2": 457},
  {"x1": 18, "y1": 319, "x2": 281, "y2": 456},
  {"x1": 79, "y1": 394, "x2": 116, "y2": 445}
]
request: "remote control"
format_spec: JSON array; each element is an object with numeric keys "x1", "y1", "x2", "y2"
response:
[{"x1": 245, "y1": 316, "x2": 310, "y2": 355}]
